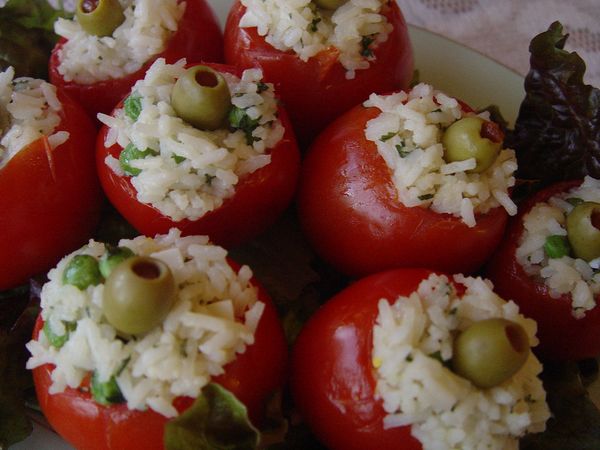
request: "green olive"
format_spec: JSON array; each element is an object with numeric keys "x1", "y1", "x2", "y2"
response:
[
  {"x1": 452, "y1": 318, "x2": 530, "y2": 389},
  {"x1": 63, "y1": 254, "x2": 103, "y2": 290},
  {"x1": 171, "y1": 65, "x2": 232, "y2": 131},
  {"x1": 103, "y1": 256, "x2": 176, "y2": 335},
  {"x1": 442, "y1": 117, "x2": 502, "y2": 173},
  {"x1": 313, "y1": 0, "x2": 349, "y2": 10},
  {"x1": 76, "y1": 0, "x2": 125, "y2": 37},
  {"x1": 566, "y1": 201, "x2": 600, "y2": 262}
]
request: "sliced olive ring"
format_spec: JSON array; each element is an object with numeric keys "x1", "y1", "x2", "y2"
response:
[
  {"x1": 76, "y1": 0, "x2": 126, "y2": 37},
  {"x1": 452, "y1": 318, "x2": 530, "y2": 389},
  {"x1": 103, "y1": 256, "x2": 176, "y2": 335},
  {"x1": 171, "y1": 65, "x2": 232, "y2": 131}
]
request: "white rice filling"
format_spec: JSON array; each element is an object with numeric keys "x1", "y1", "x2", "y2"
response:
[
  {"x1": 98, "y1": 58, "x2": 284, "y2": 222},
  {"x1": 54, "y1": 0, "x2": 184, "y2": 84},
  {"x1": 239, "y1": 0, "x2": 391, "y2": 79},
  {"x1": 364, "y1": 83, "x2": 518, "y2": 227},
  {"x1": 373, "y1": 273, "x2": 549, "y2": 450},
  {"x1": 26, "y1": 229, "x2": 264, "y2": 418},
  {"x1": 516, "y1": 176, "x2": 600, "y2": 318},
  {"x1": 0, "y1": 67, "x2": 68, "y2": 169}
]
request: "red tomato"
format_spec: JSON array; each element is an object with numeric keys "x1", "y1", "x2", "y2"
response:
[
  {"x1": 96, "y1": 64, "x2": 301, "y2": 249},
  {"x1": 291, "y1": 267, "x2": 434, "y2": 450},
  {"x1": 49, "y1": 0, "x2": 224, "y2": 120},
  {"x1": 297, "y1": 103, "x2": 508, "y2": 278},
  {"x1": 486, "y1": 180, "x2": 600, "y2": 361},
  {"x1": 224, "y1": 0, "x2": 414, "y2": 145},
  {"x1": 32, "y1": 275, "x2": 287, "y2": 450},
  {"x1": 0, "y1": 89, "x2": 102, "y2": 290}
]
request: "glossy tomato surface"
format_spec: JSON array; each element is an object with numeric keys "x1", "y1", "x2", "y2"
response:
[
  {"x1": 32, "y1": 275, "x2": 287, "y2": 450},
  {"x1": 486, "y1": 180, "x2": 600, "y2": 361},
  {"x1": 96, "y1": 64, "x2": 301, "y2": 249},
  {"x1": 224, "y1": 0, "x2": 413, "y2": 145},
  {"x1": 291, "y1": 267, "x2": 431, "y2": 450},
  {"x1": 0, "y1": 89, "x2": 102, "y2": 290},
  {"x1": 49, "y1": 0, "x2": 224, "y2": 120},
  {"x1": 297, "y1": 103, "x2": 508, "y2": 278}
]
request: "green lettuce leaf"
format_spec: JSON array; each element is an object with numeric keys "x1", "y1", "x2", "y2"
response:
[
  {"x1": 164, "y1": 383, "x2": 260, "y2": 450},
  {"x1": 508, "y1": 21, "x2": 600, "y2": 189},
  {"x1": 0, "y1": 0, "x2": 70, "y2": 79},
  {"x1": 520, "y1": 362, "x2": 600, "y2": 449},
  {"x1": 0, "y1": 286, "x2": 39, "y2": 448}
]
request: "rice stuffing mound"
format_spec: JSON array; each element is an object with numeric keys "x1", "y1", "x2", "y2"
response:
[
  {"x1": 372, "y1": 273, "x2": 550, "y2": 450},
  {"x1": 26, "y1": 229, "x2": 264, "y2": 418},
  {"x1": 516, "y1": 176, "x2": 600, "y2": 318},
  {"x1": 239, "y1": 0, "x2": 392, "y2": 79},
  {"x1": 55, "y1": 0, "x2": 184, "y2": 84},
  {"x1": 99, "y1": 58, "x2": 284, "y2": 222},
  {"x1": 364, "y1": 83, "x2": 518, "y2": 227},
  {"x1": 0, "y1": 66, "x2": 68, "y2": 169}
]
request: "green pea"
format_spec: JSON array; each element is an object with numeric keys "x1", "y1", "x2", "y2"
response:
[
  {"x1": 544, "y1": 234, "x2": 571, "y2": 259},
  {"x1": 63, "y1": 254, "x2": 103, "y2": 290},
  {"x1": 119, "y1": 143, "x2": 156, "y2": 176},
  {"x1": 91, "y1": 371, "x2": 124, "y2": 405},
  {"x1": 99, "y1": 245, "x2": 135, "y2": 278},
  {"x1": 171, "y1": 65, "x2": 232, "y2": 131},
  {"x1": 442, "y1": 117, "x2": 502, "y2": 173},
  {"x1": 314, "y1": 0, "x2": 349, "y2": 10},
  {"x1": 124, "y1": 93, "x2": 142, "y2": 122},
  {"x1": 452, "y1": 318, "x2": 530, "y2": 389},
  {"x1": 43, "y1": 321, "x2": 76, "y2": 349},
  {"x1": 103, "y1": 256, "x2": 176, "y2": 335},
  {"x1": 76, "y1": 0, "x2": 125, "y2": 37},
  {"x1": 566, "y1": 201, "x2": 600, "y2": 262}
]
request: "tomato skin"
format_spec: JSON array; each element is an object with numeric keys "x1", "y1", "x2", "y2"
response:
[
  {"x1": 291, "y1": 268, "x2": 431, "y2": 450},
  {"x1": 224, "y1": 0, "x2": 414, "y2": 145},
  {"x1": 0, "y1": 90, "x2": 102, "y2": 291},
  {"x1": 49, "y1": 0, "x2": 224, "y2": 120},
  {"x1": 32, "y1": 272, "x2": 287, "y2": 450},
  {"x1": 96, "y1": 64, "x2": 301, "y2": 249},
  {"x1": 297, "y1": 104, "x2": 508, "y2": 278},
  {"x1": 486, "y1": 180, "x2": 600, "y2": 361}
]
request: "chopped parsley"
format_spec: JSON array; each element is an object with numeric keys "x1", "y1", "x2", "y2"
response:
[
  {"x1": 309, "y1": 17, "x2": 321, "y2": 33},
  {"x1": 396, "y1": 141, "x2": 410, "y2": 158},
  {"x1": 228, "y1": 106, "x2": 261, "y2": 145},
  {"x1": 119, "y1": 143, "x2": 157, "y2": 176},
  {"x1": 567, "y1": 197, "x2": 584, "y2": 207},
  {"x1": 205, "y1": 174, "x2": 216, "y2": 185},
  {"x1": 380, "y1": 131, "x2": 397, "y2": 142},
  {"x1": 360, "y1": 35, "x2": 376, "y2": 57},
  {"x1": 418, "y1": 194, "x2": 434, "y2": 201}
]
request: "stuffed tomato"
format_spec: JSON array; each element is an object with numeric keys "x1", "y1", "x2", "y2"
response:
[
  {"x1": 291, "y1": 268, "x2": 550, "y2": 450},
  {"x1": 0, "y1": 67, "x2": 102, "y2": 290},
  {"x1": 224, "y1": 0, "x2": 413, "y2": 145},
  {"x1": 96, "y1": 59, "x2": 300, "y2": 248},
  {"x1": 26, "y1": 229, "x2": 288, "y2": 450},
  {"x1": 487, "y1": 177, "x2": 600, "y2": 361},
  {"x1": 298, "y1": 83, "x2": 517, "y2": 277},
  {"x1": 49, "y1": 0, "x2": 224, "y2": 119}
]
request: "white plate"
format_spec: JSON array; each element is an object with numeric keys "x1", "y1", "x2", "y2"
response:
[{"x1": 11, "y1": 1, "x2": 525, "y2": 448}]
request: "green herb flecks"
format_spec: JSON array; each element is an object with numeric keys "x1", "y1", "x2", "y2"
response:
[
  {"x1": 360, "y1": 34, "x2": 375, "y2": 58},
  {"x1": 91, "y1": 371, "x2": 125, "y2": 406},
  {"x1": 380, "y1": 131, "x2": 397, "y2": 142},
  {"x1": 228, "y1": 106, "x2": 261, "y2": 146}
]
